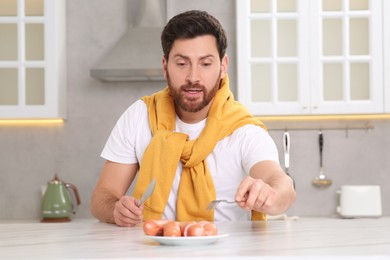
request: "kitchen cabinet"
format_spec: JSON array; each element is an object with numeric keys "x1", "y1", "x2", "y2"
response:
[
  {"x1": 0, "y1": 0, "x2": 66, "y2": 119},
  {"x1": 237, "y1": 0, "x2": 388, "y2": 116}
]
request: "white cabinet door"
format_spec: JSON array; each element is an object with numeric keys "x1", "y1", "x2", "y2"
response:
[
  {"x1": 384, "y1": 0, "x2": 390, "y2": 113},
  {"x1": 0, "y1": 0, "x2": 66, "y2": 119},
  {"x1": 237, "y1": 0, "x2": 310, "y2": 115},
  {"x1": 237, "y1": 0, "x2": 384, "y2": 116}
]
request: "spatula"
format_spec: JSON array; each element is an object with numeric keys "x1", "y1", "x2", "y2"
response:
[{"x1": 283, "y1": 131, "x2": 295, "y2": 188}]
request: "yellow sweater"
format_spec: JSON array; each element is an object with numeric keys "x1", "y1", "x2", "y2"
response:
[{"x1": 132, "y1": 75, "x2": 267, "y2": 221}]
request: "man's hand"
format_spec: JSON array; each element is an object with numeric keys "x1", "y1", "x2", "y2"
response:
[
  {"x1": 234, "y1": 161, "x2": 296, "y2": 216},
  {"x1": 113, "y1": 196, "x2": 143, "y2": 227},
  {"x1": 235, "y1": 176, "x2": 276, "y2": 213},
  {"x1": 90, "y1": 161, "x2": 141, "y2": 226}
]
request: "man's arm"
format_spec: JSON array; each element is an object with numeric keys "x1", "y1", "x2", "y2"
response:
[
  {"x1": 235, "y1": 160, "x2": 296, "y2": 216},
  {"x1": 90, "y1": 160, "x2": 141, "y2": 226}
]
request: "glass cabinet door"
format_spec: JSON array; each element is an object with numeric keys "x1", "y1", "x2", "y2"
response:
[
  {"x1": 312, "y1": 0, "x2": 383, "y2": 114},
  {"x1": 0, "y1": 0, "x2": 66, "y2": 119},
  {"x1": 0, "y1": 9, "x2": 18, "y2": 106},
  {"x1": 237, "y1": 0, "x2": 384, "y2": 116},
  {"x1": 237, "y1": 0, "x2": 310, "y2": 115}
]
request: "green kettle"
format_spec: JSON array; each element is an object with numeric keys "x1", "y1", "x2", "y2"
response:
[{"x1": 41, "y1": 175, "x2": 81, "y2": 222}]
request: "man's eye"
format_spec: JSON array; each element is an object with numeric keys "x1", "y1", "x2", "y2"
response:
[
  {"x1": 176, "y1": 62, "x2": 187, "y2": 67},
  {"x1": 201, "y1": 63, "x2": 212, "y2": 67}
]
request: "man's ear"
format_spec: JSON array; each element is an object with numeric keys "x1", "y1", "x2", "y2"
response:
[
  {"x1": 162, "y1": 57, "x2": 168, "y2": 80},
  {"x1": 220, "y1": 55, "x2": 229, "y2": 79}
]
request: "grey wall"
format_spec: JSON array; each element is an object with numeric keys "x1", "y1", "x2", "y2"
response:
[{"x1": 0, "y1": 0, "x2": 388, "y2": 220}]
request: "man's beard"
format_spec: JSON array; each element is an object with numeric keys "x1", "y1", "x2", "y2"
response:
[{"x1": 167, "y1": 72, "x2": 221, "y2": 113}]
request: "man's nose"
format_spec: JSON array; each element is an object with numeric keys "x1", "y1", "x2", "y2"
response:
[{"x1": 186, "y1": 66, "x2": 200, "y2": 84}]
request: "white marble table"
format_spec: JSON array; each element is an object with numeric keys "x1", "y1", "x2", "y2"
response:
[{"x1": 1, "y1": 217, "x2": 390, "y2": 259}]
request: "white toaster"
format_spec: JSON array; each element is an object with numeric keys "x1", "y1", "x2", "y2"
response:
[{"x1": 336, "y1": 185, "x2": 382, "y2": 218}]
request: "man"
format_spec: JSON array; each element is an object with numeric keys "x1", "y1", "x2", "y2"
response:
[{"x1": 90, "y1": 10, "x2": 296, "y2": 227}]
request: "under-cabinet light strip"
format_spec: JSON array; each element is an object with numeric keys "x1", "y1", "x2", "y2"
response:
[
  {"x1": 257, "y1": 114, "x2": 390, "y2": 121},
  {"x1": 0, "y1": 119, "x2": 65, "y2": 125}
]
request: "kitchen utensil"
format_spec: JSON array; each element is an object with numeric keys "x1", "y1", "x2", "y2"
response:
[
  {"x1": 283, "y1": 131, "x2": 290, "y2": 175},
  {"x1": 283, "y1": 131, "x2": 296, "y2": 189},
  {"x1": 312, "y1": 131, "x2": 332, "y2": 187},
  {"x1": 41, "y1": 175, "x2": 81, "y2": 222},
  {"x1": 206, "y1": 200, "x2": 239, "y2": 210},
  {"x1": 137, "y1": 178, "x2": 156, "y2": 206},
  {"x1": 336, "y1": 185, "x2": 382, "y2": 218}
]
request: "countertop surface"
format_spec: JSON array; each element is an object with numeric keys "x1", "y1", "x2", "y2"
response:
[{"x1": 1, "y1": 217, "x2": 390, "y2": 259}]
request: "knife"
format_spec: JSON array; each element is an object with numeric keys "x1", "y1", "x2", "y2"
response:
[{"x1": 137, "y1": 178, "x2": 156, "y2": 206}]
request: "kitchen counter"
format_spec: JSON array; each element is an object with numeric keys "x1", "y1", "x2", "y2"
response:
[{"x1": 1, "y1": 217, "x2": 389, "y2": 259}]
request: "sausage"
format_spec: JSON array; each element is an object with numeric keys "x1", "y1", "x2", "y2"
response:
[
  {"x1": 143, "y1": 220, "x2": 168, "y2": 236},
  {"x1": 179, "y1": 221, "x2": 196, "y2": 236},
  {"x1": 143, "y1": 220, "x2": 218, "y2": 237},
  {"x1": 163, "y1": 221, "x2": 181, "y2": 237},
  {"x1": 199, "y1": 221, "x2": 218, "y2": 236},
  {"x1": 184, "y1": 223, "x2": 204, "y2": 236}
]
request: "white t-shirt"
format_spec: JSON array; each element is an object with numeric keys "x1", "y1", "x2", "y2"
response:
[{"x1": 101, "y1": 100, "x2": 280, "y2": 221}]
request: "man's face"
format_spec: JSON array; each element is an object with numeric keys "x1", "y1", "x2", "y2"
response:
[{"x1": 163, "y1": 35, "x2": 228, "y2": 113}]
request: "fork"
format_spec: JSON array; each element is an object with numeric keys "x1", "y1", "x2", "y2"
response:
[{"x1": 206, "y1": 200, "x2": 239, "y2": 210}]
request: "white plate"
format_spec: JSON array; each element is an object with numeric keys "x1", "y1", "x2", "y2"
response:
[{"x1": 145, "y1": 233, "x2": 228, "y2": 246}]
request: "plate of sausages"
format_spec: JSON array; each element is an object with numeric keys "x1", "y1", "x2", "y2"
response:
[{"x1": 143, "y1": 220, "x2": 228, "y2": 246}]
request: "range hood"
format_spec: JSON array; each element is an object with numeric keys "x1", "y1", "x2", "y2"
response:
[{"x1": 90, "y1": 0, "x2": 166, "y2": 81}]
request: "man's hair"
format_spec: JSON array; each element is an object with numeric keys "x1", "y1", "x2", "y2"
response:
[{"x1": 161, "y1": 10, "x2": 227, "y2": 61}]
